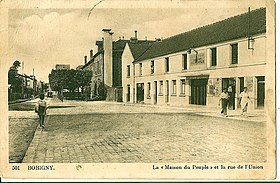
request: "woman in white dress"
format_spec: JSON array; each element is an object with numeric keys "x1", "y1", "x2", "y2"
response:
[{"x1": 240, "y1": 87, "x2": 252, "y2": 116}]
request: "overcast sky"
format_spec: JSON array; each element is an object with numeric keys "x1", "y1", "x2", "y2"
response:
[{"x1": 8, "y1": 1, "x2": 265, "y2": 82}]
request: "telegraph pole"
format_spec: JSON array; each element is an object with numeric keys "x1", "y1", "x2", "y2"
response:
[
  {"x1": 21, "y1": 61, "x2": 24, "y2": 98},
  {"x1": 33, "y1": 68, "x2": 35, "y2": 98}
]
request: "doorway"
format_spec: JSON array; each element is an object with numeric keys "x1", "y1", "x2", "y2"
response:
[
  {"x1": 127, "y1": 85, "x2": 130, "y2": 102},
  {"x1": 166, "y1": 80, "x2": 169, "y2": 103},
  {"x1": 257, "y1": 76, "x2": 265, "y2": 108},
  {"x1": 222, "y1": 78, "x2": 236, "y2": 110},
  {"x1": 136, "y1": 83, "x2": 144, "y2": 103},
  {"x1": 190, "y1": 79, "x2": 207, "y2": 105}
]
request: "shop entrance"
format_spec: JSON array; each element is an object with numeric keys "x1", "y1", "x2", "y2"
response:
[
  {"x1": 190, "y1": 79, "x2": 207, "y2": 105},
  {"x1": 257, "y1": 76, "x2": 265, "y2": 108},
  {"x1": 127, "y1": 85, "x2": 130, "y2": 102},
  {"x1": 222, "y1": 78, "x2": 236, "y2": 110},
  {"x1": 136, "y1": 83, "x2": 144, "y2": 103}
]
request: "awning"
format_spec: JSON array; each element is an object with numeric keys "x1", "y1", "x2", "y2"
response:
[{"x1": 180, "y1": 74, "x2": 209, "y2": 80}]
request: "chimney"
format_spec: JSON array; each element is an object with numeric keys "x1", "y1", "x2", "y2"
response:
[
  {"x1": 84, "y1": 56, "x2": 87, "y2": 65},
  {"x1": 96, "y1": 40, "x2": 103, "y2": 52},
  {"x1": 134, "y1": 30, "x2": 138, "y2": 40},
  {"x1": 102, "y1": 28, "x2": 113, "y2": 87},
  {"x1": 90, "y1": 49, "x2": 93, "y2": 59}
]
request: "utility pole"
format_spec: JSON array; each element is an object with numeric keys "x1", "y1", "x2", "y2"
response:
[
  {"x1": 21, "y1": 61, "x2": 24, "y2": 98},
  {"x1": 33, "y1": 68, "x2": 35, "y2": 98}
]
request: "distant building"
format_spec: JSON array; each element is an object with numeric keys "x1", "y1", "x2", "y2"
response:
[
  {"x1": 122, "y1": 8, "x2": 267, "y2": 112},
  {"x1": 55, "y1": 64, "x2": 70, "y2": 70}
]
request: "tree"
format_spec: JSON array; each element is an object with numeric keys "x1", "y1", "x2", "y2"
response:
[
  {"x1": 48, "y1": 69, "x2": 92, "y2": 100},
  {"x1": 76, "y1": 69, "x2": 92, "y2": 94},
  {"x1": 8, "y1": 60, "x2": 23, "y2": 93}
]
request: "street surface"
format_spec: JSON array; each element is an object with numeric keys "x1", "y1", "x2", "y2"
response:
[{"x1": 18, "y1": 98, "x2": 267, "y2": 163}]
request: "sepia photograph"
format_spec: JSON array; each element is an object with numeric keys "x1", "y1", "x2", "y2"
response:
[{"x1": 0, "y1": 0, "x2": 276, "y2": 180}]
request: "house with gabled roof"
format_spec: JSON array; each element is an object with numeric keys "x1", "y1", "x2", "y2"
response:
[
  {"x1": 122, "y1": 40, "x2": 155, "y2": 103},
  {"x1": 122, "y1": 7, "x2": 267, "y2": 112}
]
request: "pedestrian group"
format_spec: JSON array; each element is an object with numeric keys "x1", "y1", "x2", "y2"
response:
[{"x1": 219, "y1": 87, "x2": 252, "y2": 117}]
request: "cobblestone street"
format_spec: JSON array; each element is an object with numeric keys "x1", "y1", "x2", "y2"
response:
[{"x1": 21, "y1": 98, "x2": 267, "y2": 163}]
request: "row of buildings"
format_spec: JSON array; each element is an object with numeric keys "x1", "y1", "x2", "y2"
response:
[
  {"x1": 8, "y1": 72, "x2": 45, "y2": 101},
  {"x1": 81, "y1": 7, "x2": 267, "y2": 111}
]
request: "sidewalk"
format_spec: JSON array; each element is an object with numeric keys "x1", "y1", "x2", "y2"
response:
[{"x1": 8, "y1": 97, "x2": 51, "y2": 118}]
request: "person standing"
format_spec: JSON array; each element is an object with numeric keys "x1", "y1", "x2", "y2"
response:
[
  {"x1": 240, "y1": 87, "x2": 252, "y2": 117},
  {"x1": 219, "y1": 88, "x2": 229, "y2": 117},
  {"x1": 35, "y1": 94, "x2": 47, "y2": 129}
]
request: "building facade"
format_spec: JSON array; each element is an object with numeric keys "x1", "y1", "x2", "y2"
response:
[
  {"x1": 82, "y1": 29, "x2": 154, "y2": 101},
  {"x1": 122, "y1": 8, "x2": 266, "y2": 112},
  {"x1": 81, "y1": 29, "x2": 127, "y2": 101}
]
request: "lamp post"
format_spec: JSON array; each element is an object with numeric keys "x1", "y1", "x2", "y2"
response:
[{"x1": 247, "y1": 7, "x2": 255, "y2": 50}]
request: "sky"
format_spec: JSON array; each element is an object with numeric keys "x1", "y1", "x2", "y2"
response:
[{"x1": 8, "y1": 1, "x2": 265, "y2": 82}]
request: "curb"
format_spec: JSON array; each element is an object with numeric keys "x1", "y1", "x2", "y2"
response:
[{"x1": 22, "y1": 115, "x2": 50, "y2": 163}]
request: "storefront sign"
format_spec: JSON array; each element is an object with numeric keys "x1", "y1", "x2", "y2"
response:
[{"x1": 190, "y1": 52, "x2": 205, "y2": 65}]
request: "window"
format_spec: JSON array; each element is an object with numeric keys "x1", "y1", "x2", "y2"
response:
[
  {"x1": 159, "y1": 81, "x2": 163, "y2": 95},
  {"x1": 182, "y1": 54, "x2": 188, "y2": 70},
  {"x1": 139, "y1": 63, "x2": 143, "y2": 76},
  {"x1": 127, "y1": 65, "x2": 130, "y2": 77},
  {"x1": 210, "y1": 48, "x2": 217, "y2": 66},
  {"x1": 165, "y1": 57, "x2": 170, "y2": 72},
  {"x1": 181, "y1": 79, "x2": 186, "y2": 94},
  {"x1": 147, "y1": 82, "x2": 151, "y2": 98},
  {"x1": 231, "y1": 43, "x2": 238, "y2": 64},
  {"x1": 172, "y1": 80, "x2": 177, "y2": 94},
  {"x1": 133, "y1": 64, "x2": 135, "y2": 76},
  {"x1": 151, "y1": 60, "x2": 154, "y2": 74},
  {"x1": 239, "y1": 77, "x2": 244, "y2": 93}
]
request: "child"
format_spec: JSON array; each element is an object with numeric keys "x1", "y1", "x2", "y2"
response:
[{"x1": 35, "y1": 94, "x2": 47, "y2": 129}]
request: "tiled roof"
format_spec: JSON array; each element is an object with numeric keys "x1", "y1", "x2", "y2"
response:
[
  {"x1": 81, "y1": 39, "x2": 154, "y2": 69},
  {"x1": 128, "y1": 41, "x2": 155, "y2": 60},
  {"x1": 81, "y1": 51, "x2": 103, "y2": 69},
  {"x1": 113, "y1": 39, "x2": 130, "y2": 51},
  {"x1": 135, "y1": 7, "x2": 266, "y2": 62}
]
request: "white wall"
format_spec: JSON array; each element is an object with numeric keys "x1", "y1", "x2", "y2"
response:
[
  {"x1": 124, "y1": 34, "x2": 266, "y2": 109},
  {"x1": 121, "y1": 44, "x2": 135, "y2": 103}
]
